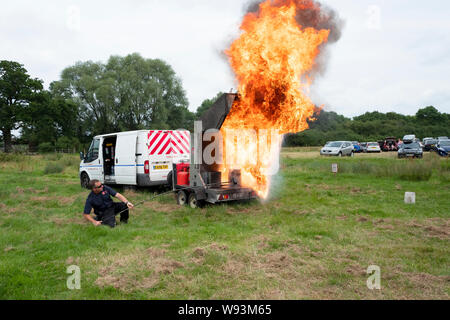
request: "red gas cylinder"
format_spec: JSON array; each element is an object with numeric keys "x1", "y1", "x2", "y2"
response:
[
  {"x1": 176, "y1": 162, "x2": 190, "y2": 185},
  {"x1": 177, "y1": 171, "x2": 189, "y2": 186},
  {"x1": 176, "y1": 162, "x2": 190, "y2": 173}
]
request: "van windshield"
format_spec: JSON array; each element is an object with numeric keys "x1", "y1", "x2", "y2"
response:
[{"x1": 85, "y1": 139, "x2": 100, "y2": 162}]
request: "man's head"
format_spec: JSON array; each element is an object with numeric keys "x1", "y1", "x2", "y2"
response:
[{"x1": 89, "y1": 179, "x2": 103, "y2": 194}]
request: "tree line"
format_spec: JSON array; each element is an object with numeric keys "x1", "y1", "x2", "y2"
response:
[
  {"x1": 0, "y1": 54, "x2": 195, "y2": 153},
  {"x1": 284, "y1": 106, "x2": 450, "y2": 147},
  {"x1": 1, "y1": 54, "x2": 449, "y2": 153}
]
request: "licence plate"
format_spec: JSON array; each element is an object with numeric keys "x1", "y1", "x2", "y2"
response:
[
  {"x1": 153, "y1": 165, "x2": 169, "y2": 170},
  {"x1": 406, "y1": 154, "x2": 414, "y2": 157}
]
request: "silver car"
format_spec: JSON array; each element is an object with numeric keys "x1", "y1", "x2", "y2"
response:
[{"x1": 320, "y1": 141, "x2": 354, "y2": 157}]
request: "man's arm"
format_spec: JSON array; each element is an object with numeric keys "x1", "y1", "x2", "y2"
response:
[
  {"x1": 84, "y1": 213, "x2": 102, "y2": 226},
  {"x1": 115, "y1": 193, "x2": 134, "y2": 209},
  {"x1": 83, "y1": 198, "x2": 101, "y2": 226}
]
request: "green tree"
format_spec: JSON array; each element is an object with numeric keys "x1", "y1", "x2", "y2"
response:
[
  {"x1": 20, "y1": 91, "x2": 79, "y2": 149},
  {"x1": 195, "y1": 92, "x2": 224, "y2": 118},
  {"x1": 53, "y1": 53, "x2": 193, "y2": 135},
  {"x1": 416, "y1": 106, "x2": 444, "y2": 124},
  {"x1": 0, "y1": 60, "x2": 43, "y2": 152}
]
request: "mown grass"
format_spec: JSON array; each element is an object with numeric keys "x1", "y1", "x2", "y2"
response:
[{"x1": 0, "y1": 150, "x2": 449, "y2": 299}]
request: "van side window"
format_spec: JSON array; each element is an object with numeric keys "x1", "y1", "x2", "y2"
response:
[{"x1": 86, "y1": 139, "x2": 100, "y2": 162}]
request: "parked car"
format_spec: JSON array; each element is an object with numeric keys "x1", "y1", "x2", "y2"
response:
[
  {"x1": 352, "y1": 141, "x2": 362, "y2": 153},
  {"x1": 320, "y1": 141, "x2": 354, "y2": 157},
  {"x1": 437, "y1": 136, "x2": 449, "y2": 142},
  {"x1": 366, "y1": 142, "x2": 381, "y2": 153},
  {"x1": 423, "y1": 138, "x2": 437, "y2": 151},
  {"x1": 418, "y1": 140, "x2": 424, "y2": 149},
  {"x1": 398, "y1": 141, "x2": 423, "y2": 158},
  {"x1": 382, "y1": 137, "x2": 399, "y2": 152},
  {"x1": 360, "y1": 142, "x2": 368, "y2": 153},
  {"x1": 435, "y1": 139, "x2": 450, "y2": 157},
  {"x1": 403, "y1": 134, "x2": 416, "y2": 143}
]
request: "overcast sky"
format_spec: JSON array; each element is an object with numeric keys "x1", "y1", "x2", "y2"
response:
[{"x1": 1, "y1": 0, "x2": 449, "y2": 117}]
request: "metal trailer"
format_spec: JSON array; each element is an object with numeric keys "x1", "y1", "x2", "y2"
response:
[{"x1": 172, "y1": 93, "x2": 258, "y2": 208}]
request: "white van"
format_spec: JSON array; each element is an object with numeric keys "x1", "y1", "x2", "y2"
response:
[{"x1": 79, "y1": 130, "x2": 190, "y2": 188}]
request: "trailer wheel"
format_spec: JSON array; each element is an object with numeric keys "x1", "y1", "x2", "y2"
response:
[
  {"x1": 177, "y1": 190, "x2": 187, "y2": 205},
  {"x1": 188, "y1": 193, "x2": 203, "y2": 209},
  {"x1": 80, "y1": 172, "x2": 90, "y2": 189}
]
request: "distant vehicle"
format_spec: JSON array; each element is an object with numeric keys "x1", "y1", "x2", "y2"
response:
[
  {"x1": 366, "y1": 142, "x2": 381, "y2": 153},
  {"x1": 377, "y1": 140, "x2": 385, "y2": 149},
  {"x1": 382, "y1": 137, "x2": 399, "y2": 152},
  {"x1": 79, "y1": 129, "x2": 190, "y2": 189},
  {"x1": 398, "y1": 141, "x2": 423, "y2": 158},
  {"x1": 418, "y1": 140, "x2": 424, "y2": 149},
  {"x1": 403, "y1": 135, "x2": 416, "y2": 143},
  {"x1": 423, "y1": 138, "x2": 437, "y2": 151},
  {"x1": 435, "y1": 140, "x2": 450, "y2": 157},
  {"x1": 360, "y1": 142, "x2": 368, "y2": 153},
  {"x1": 437, "y1": 136, "x2": 449, "y2": 141},
  {"x1": 320, "y1": 141, "x2": 354, "y2": 157},
  {"x1": 352, "y1": 141, "x2": 362, "y2": 153}
]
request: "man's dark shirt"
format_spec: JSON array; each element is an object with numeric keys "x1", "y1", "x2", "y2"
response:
[{"x1": 83, "y1": 185, "x2": 117, "y2": 215}]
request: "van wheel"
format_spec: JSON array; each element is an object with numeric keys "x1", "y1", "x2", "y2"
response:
[
  {"x1": 80, "y1": 172, "x2": 90, "y2": 189},
  {"x1": 177, "y1": 190, "x2": 187, "y2": 205}
]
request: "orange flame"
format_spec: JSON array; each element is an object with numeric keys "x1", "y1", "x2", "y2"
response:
[{"x1": 221, "y1": 0, "x2": 330, "y2": 198}]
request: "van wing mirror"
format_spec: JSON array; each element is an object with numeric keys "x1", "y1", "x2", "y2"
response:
[{"x1": 80, "y1": 152, "x2": 84, "y2": 160}]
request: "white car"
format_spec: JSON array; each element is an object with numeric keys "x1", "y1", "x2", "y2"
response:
[
  {"x1": 320, "y1": 141, "x2": 354, "y2": 157},
  {"x1": 403, "y1": 135, "x2": 416, "y2": 143},
  {"x1": 366, "y1": 142, "x2": 381, "y2": 153}
]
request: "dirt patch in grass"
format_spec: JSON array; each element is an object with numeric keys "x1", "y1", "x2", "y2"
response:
[
  {"x1": 209, "y1": 242, "x2": 229, "y2": 251},
  {"x1": 94, "y1": 247, "x2": 185, "y2": 293},
  {"x1": 142, "y1": 201, "x2": 179, "y2": 213},
  {"x1": 406, "y1": 219, "x2": 450, "y2": 240},
  {"x1": 0, "y1": 203, "x2": 19, "y2": 214},
  {"x1": 4, "y1": 245, "x2": 16, "y2": 252},
  {"x1": 50, "y1": 217, "x2": 87, "y2": 226},
  {"x1": 66, "y1": 256, "x2": 80, "y2": 265},
  {"x1": 189, "y1": 243, "x2": 230, "y2": 266},
  {"x1": 29, "y1": 195, "x2": 77, "y2": 205},
  {"x1": 26, "y1": 187, "x2": 49, "y2": 194},
  {"x1": 389, "y1": 268, "x2": 450, "y2": 299}
]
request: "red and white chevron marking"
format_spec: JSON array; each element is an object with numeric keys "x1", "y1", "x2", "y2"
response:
[{"x1": 147, "y1": 130, "x2": 190, "y2": 155}]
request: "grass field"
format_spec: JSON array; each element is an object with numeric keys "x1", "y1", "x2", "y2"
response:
[{"x1": 0, "y1": 150, "x2": 449, "y2": 299}]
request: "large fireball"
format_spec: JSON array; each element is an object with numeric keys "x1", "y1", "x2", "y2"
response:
[{"x1": 221, "y1": 0, "x2": 333, "y2": 198}]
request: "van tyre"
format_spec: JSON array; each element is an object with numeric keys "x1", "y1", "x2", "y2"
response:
[
  {"x1": 80, "y1": 172, "x2": 90, "y2": 189},
  {"x1": 177, "y1": 190, "x2": 187, "y2": 206}
]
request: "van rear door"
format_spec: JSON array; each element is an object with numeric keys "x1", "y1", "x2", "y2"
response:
[{"x1": 115, "y1": 133, "x2": 137, "y2": 185}]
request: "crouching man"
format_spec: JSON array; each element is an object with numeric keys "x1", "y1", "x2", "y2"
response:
[{"x1": 83, "y1": 180, "x2": 134, "y2": 228}]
